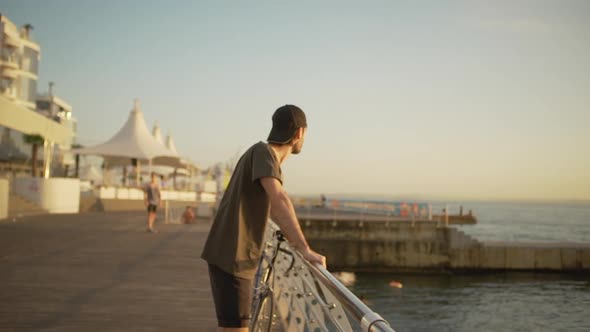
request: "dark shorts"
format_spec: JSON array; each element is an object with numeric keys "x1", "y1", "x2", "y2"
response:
[
  {"x1": 147, "y1": 204, "x2": 157, "y2": 213},
  {"x1": 207, "y1": 264, "x2": 252, "y2": 328}
]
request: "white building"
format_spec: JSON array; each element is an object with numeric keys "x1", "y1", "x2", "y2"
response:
[
  {"x1": 0, "y1": 14, "x2": 74, "y2": 178},
  {"x1": 0, "y1": 14, "x2": 40, "y2": 110}
]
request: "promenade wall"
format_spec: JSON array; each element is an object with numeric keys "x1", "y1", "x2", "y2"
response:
[{"x1": 13, "y1": 177, "x2": 80, "y2": 213}]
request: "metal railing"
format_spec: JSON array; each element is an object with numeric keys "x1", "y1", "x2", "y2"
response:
[{"x1": 261, "y1": 221, "x2": 395, "y2": 332}]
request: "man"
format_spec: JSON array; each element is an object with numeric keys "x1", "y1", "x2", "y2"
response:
[
  {"x1": 144, "y1": 172, "x2": 161, "y2": 233},
  {"x1": 201, "y1": 105, "x2": 326, "y2": 332}
]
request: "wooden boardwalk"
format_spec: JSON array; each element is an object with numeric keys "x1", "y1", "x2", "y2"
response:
[{"x1": 0, "y1": 212, "x2": 217, "y2": 331}]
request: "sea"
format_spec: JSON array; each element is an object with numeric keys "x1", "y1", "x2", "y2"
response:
[{"x1": 335, "y1": 199, "x2": 590, "y2": 332}]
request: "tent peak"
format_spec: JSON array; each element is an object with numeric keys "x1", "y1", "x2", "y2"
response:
[
  {"x1": 73, "y1": 98, "x2": 177, "y2": 161},
  {"x1": 165, "y1": 134, "x2": 179, "y2": 154},
  {"x1": 152, "y1": 123, "x2": 164, "y2": 144}
]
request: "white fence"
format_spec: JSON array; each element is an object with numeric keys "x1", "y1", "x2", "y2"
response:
[{"x1": 95, "y1": 186, "x2": 197, "y2": 201}]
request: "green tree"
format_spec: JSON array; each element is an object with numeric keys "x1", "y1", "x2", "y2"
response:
[
  {"x1": 23, "y1": 134, "x2": 44, "y2": 177},
  {"x1": 72, "y1": 143, "x2": 83, "y2": 178}
]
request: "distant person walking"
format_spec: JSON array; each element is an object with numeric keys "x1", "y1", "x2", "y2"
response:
[
  {"x1": 144, "y1": 172, "x2": 161, "y2": 233},
  {"x1": 201, "y1": 105, "x2": 326, "y2": 331}
]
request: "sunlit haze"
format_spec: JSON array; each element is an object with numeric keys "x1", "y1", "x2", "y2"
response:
[{"x1": 3, "y1": 1, "x2": 589, "y2": 201}]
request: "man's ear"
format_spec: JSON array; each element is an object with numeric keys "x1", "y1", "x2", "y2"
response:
[{"x1": 294, "y1": 127, "x2": 304, "y2": 139}]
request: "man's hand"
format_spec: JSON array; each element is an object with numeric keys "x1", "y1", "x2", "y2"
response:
[{"x1": 299, "y1": 247, "x2": 327, "y2": 268}]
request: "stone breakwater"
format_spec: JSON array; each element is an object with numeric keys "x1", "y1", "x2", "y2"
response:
[{"x1": 298, "y1": 215, "x2": 590, "y2": 273}]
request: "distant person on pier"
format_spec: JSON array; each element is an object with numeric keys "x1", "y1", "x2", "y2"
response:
[
  {"x1": 201, "y1": 104, "x2": 326, "y2": 331},
  {"x1": 320, "y1": 193, "x2": 327, "y2": 208},
  {"x1": 144, "y1": 172, "x2": 161, "y2": 233}
]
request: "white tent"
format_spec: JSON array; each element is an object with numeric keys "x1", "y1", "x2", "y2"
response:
[
  {"x1": 151, "y1": 125, "x2": 186, "y2": 168},
  {"x1": 165, "y1": 134, "x2": 179, "y2": 155},
  {"x1": 79, "y1": 164, "x2": 103, "y2": 183},
  {"x1": 152, "y1": 123, "x2": 164, "y2": 145},
  {"x1": 73, "y1": 99, "x2": 181, "y2": 169}
]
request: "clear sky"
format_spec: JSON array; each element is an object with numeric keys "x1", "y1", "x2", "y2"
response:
[{"x1": 2, "y1": 0, "x2": 589, "y2": 201}]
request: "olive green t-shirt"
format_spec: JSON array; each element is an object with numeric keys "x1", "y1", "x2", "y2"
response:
[{"x1": 201, "y1": 141, "x2": 282, "y2": 279}]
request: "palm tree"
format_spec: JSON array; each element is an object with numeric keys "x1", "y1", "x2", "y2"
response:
[
  {"x1": 23, "y1": 134, "x2": 44, "y2": 177},
  {"x1": 23, "y1": 24, "x2": 34, "y2": 34},
  {"x1": 72, "y1": 143, "x2": 83, "y2": 178}
]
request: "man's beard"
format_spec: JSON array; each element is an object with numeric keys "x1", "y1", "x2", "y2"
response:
[{"x1": 292, "y1": 142, "x2": 302, "y2": 154}]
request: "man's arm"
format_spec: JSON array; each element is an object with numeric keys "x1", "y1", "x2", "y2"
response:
[{"x1": 260, "y1": 177, "x2": 326, "y2": 267}]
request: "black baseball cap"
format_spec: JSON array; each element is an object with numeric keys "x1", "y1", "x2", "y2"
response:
[{"x1": 267, "y1": 105, "x2": 307, "y2": 144}]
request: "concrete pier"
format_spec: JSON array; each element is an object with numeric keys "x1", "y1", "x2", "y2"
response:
[{"x1": 299, "y1": 214, "x2": 590, "y2": 273}]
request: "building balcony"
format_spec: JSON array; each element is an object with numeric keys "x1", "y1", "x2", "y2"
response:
[
  {"x1": 1, "y1": 67, "x2": 19, "y2": 79},
  {"x1": 18, "y1": 69, "x2": 38, "y2": 81},
  {"x1": 21, "y1": 38, "x2": 40, "y2": 53},
  {"x1": 2, "y1": 31, "x2": 20, "y2": 48},
  {"x1": 16, "y1": 99, "x2": 36, "y2": 110},
  {"x1": 0, "y1": 56, "x2": 19, "y2": 69},
  {"x1": 0, "y1": 87, "x2": 16, "y2": 100}
]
